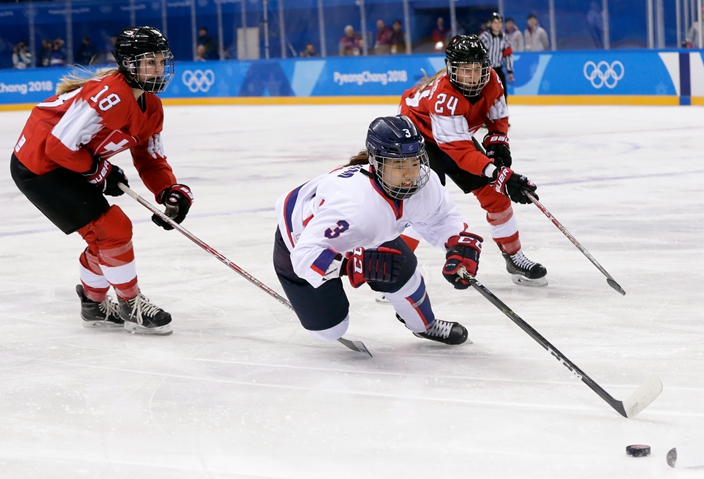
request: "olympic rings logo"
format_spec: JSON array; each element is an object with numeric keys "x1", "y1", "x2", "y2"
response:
[
  {"x1": 583, "y1": 61, "x2": 624, "y2": 89},
  {"x1": 182, "y1": 69, "x2": 215, "y2": 92}
]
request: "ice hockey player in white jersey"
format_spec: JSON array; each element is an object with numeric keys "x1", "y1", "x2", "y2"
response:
[{"x1": 273, "y1": 115, "x2": 484, "y2": 345}]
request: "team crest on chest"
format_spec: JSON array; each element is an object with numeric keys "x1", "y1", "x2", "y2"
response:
[{"x1": 95, "y1": 130, "x2": 135, "y2": 158}]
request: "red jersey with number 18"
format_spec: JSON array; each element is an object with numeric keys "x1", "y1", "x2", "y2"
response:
[
  {"x1": 13, "y1": 72, "x2": 176, "y2": 198},
  {"x1": 399, "y1": 69, "x2": 509, "y2": 177}
]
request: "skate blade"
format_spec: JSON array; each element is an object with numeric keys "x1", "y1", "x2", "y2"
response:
[
  {"x1": 124, "y1": 322, "x2": 173, "y2": 336},
  {"x1": 82, "y1": 320, "x2": 125, "y2": 329},
  {"x1": 510, "y1": 274, "x2": 548, "y2": 287}
]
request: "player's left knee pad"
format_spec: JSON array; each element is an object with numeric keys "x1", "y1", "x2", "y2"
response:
[
  {"x1": 368, "y1": 236, "x2": 418, "y2": 294},
  {"x1": 91, "y1": 205, "x2": 133, "y2": 249}
]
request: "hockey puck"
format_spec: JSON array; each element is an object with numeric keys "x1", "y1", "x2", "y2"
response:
[
  {"x1": 626, "y1": 444, "x2": 651, "y2": 457},
  {"x1": 666, "y1": 447, "x2": 677, "y2": 467}
]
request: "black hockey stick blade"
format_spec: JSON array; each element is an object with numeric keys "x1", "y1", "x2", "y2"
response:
[
  {"x1": 338, "y1": 338, "x2": 372, "y2": 357},
  {"x1": 465, "y1": 274, "x2": 662, "y2": 417},
  {"x1": 607, "y1": 278, "x2": 626, "y2": 296}
]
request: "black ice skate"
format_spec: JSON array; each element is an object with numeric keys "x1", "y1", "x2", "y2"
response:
[
  {"x1": 118, "y1": 293, "x2": 173, "y2": 335},
  {"x1": 398, "y1": 314, "x2": 470, "y2": 345},
  {"x1": 76, "y1": 284, "x2": 124, "y2": 329},
  {"x1": 502, "y1": 249, "x2": 548, "y2": 287}
]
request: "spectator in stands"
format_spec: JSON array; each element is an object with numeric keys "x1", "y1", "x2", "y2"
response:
[
  {"x1": 76, "y1": 36, "x2": 98, "y2": 65},
  {"x1": 373, "y1": 19, "x2": 392, "y2": 55},
  {"x1": 504, "y1": 17, "x2": 524, "y2": 52},
  {"x1": 686, "y1": 8, "x2": 704, "y2": 48},
  {"x1": 339, "y1": 25, "x2": 362, "y2": 56},
  {"x1": 195, "y1": 44, "x2": 207, "y2": 61},
  {"x1": 300, "y1": 43, "x2": 319, "y2": 57},
  {"x1": 50, "y1": 38, "x2": 67, "y2": 66},
  {"x1": 586, "y1": 2, "x2": 604, "y2": 48},
  {"x1": 12, "y1": 41, "x2": 32, "y2": 69},
  {"x1": 389, "y1": 19, "x2": 405, "y2": 54},
  {"x1": 39, "y1": 38, "x2": 53, "y2": 67},
  {"x1": 197, "y1": 27, "x2": 217, "y2": 59},
  {"x1": 524, "y1": 13, "x2": 549, "y2": 51},
  {"x1": 432, "y1": 17, "x2": 450, "y2": 51}
]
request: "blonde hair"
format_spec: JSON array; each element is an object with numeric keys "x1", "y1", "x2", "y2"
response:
[
  {"x1": 55, "y1": 67, "x2": 119, "y2": 95},
  {"x1": 415, "y1": 69, "x2": 446, "y2": 92}
]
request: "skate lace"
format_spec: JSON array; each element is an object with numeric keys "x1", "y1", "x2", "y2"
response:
[
  {"x1": 426, "y1": 319, "x2": 452, "y2": 339},
  {"x1": 130, "y1": 294, "x2": 161, "y2": 325},
  {"x1": 98, "y1": 295, "x2": 120, "y2": 320},
  {"x1": 510, "y1": 250, "x2": 537, "y2": 270}
]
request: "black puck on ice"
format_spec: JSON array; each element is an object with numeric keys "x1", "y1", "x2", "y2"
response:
[{"x1": 626, "y1": 444, "x2": 651, "y2": 457}]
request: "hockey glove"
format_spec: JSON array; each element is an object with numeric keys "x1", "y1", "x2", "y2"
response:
[
  {"x1": 483, "y1": 131, "x2": 512, "y2": 168},
  {"x1": 83, "y1": 157, "x2": 128, "y2": 197},
  {"x1": 344, "y1": 246, "x2": 405, "y2": 288},
  {"x1": 152, "y1": 184, "x2": 194, "y2": 230},
  {"x1": 491, "y1": 166, "x2": 538, "y2": 205},
  {"x1": 443, "y1": 232, "x2": 483, "y2": 289}
]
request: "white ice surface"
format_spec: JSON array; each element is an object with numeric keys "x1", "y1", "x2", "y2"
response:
[{"x1": 0, "y1": 104, "x2": 703, "y2": 478}]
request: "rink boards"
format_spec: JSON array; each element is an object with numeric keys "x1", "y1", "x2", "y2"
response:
[{"x1": 0, "y1": 49, "x2": 702, "y2": 108}]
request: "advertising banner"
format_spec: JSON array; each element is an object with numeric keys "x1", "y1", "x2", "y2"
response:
[{"x1": 0, "y1": 50, "x2": 699, "y2": 107}]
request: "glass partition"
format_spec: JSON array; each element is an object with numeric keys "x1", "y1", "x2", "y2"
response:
[{"x1": 0, "y1": 0, "x2": 698, "y2": 70}]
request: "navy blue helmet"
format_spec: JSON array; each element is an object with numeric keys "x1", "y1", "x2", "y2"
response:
[
  {"x1": 114, "y1": 26, "x2": 174, "y2": 93},
  {"x1": 366, "y1": 115, "x2": 430, "y2": 200}
]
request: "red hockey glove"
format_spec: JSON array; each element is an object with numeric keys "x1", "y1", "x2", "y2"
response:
[
  {"x1": 491, "y1": 166, "x2": 538, "y2": 205},
  {"x1": 83, "y1": 157, "x2": 128, "y2": 197},
  {"x1": 483, "y1": 131, "x2": 512, "y2": 168},
  {"x1": 443, "y1": 232, "x2": 483, "y2": 289},
  {"x1": 345, "y1": 246, "x2": 405, "y2": 288},
  {"x1": 152, "y1": 184, "x2": 194, "y2": 230}
]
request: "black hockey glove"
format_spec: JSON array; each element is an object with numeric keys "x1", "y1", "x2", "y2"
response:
[
  {"x1": 483, "y1": 131, "x2": 512, "y2": 168},
  {"x1": 443, "y1": 232, "x2": 483, "y2": 289},
  {"x1": 83, "y1": 157, "x2": 128, "y2": 197},
  {"x1": 491, "y1": 166, "x2": 538, "y2": 205},
  {"x1": 344, "y1": 246, "x2": 406, "y2": 288},
  {"x1": 152, "y1": 184, "x2": 194, "y2": 230}
]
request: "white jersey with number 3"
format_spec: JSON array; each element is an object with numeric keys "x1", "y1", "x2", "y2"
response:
[{"x1": 276, "y1": 164, "x2": 469, "y2": 288}]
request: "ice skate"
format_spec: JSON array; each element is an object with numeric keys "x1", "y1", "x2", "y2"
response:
[
  {"x1": 118, "y1": 293, "x2": 173, "y2": 335},
  {"x1": 76, "y1": 284, "x2": 124, "y2": 329},
  {"x1": 375, "y1": 292, "x2": 391, "y2": 304},
  {"x1": 502, "y1": 249, "x2": 548, "y2": 287},
  {"x1": 398, "y1": 314, "x2": 470, "y2": 345}
]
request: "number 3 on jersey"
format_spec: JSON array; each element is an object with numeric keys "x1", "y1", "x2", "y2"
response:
[
  {"x1": 324, "y1": 220, "x2": 349, "y2": 239},
  {"x1": 434, "y1": 93, "x2": 458, "y2": 115}
]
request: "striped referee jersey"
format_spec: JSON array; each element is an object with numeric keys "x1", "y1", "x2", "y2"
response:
[{"x1": 479, "y1": 30, "x2": 514, "y2": 73}]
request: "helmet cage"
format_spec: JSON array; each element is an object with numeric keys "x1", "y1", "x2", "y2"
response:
[
  {"x1": 119, "y1": 50, "x2": 175, "y2": 93},
  {"x1": 369, "y1": 149, "x2": 431, "y2": 201},
  {"x1": 446, "y1": 60, "x2": 491, "y2": 97}
]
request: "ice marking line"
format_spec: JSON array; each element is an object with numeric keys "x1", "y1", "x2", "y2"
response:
[
  {"x1": 540, "y1": 168, "x2": 704, "y2": 187},
  {"x1": 22, "y1": 345, "x2": 703, "y2": 394}
]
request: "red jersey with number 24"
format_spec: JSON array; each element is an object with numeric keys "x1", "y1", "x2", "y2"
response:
[
  {"x1": 13, "y1": 73, "x2": 176, "y2": 198},
  {"x1": 400, "y1": 69, "x2": 509, "y2": 177}
]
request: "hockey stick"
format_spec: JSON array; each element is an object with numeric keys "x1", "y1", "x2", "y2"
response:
[
  {"x1": 463, "y1": 272, "x2": 662, "y2": 417},
  {"x1": 117, "y1": 183, "x2": 372, "y2": 357},
  {"x1": 523, "y1": 190, "x2": 626, "y2": 295}
]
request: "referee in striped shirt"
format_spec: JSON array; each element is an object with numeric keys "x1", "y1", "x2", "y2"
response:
[{"x1": 479, "y1": 13, "x2": 514, "y2": 102}]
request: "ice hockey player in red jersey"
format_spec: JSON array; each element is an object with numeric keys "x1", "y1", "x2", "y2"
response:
[
  {"x1": 10, "y1": 26, "x2": 193, "y2": 335},
  {"x1": 274, "y1": 115, "x2": 484, "y2": 346},
  {"x1": 400, "y1": 33, "x2": 547, "y2": 286}
]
